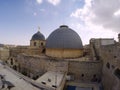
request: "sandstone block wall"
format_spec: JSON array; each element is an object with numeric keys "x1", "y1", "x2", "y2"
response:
[
  {"x1": 100, "y1": 45, "x2": 120, "y2": 90},
  {"x1": 68, "y1": 61, "x2": 102, "y2": 82}
]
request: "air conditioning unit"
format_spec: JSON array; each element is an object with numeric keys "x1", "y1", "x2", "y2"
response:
[{"x1": 66, "y1": 75, "x2": 74, "y2": 81}]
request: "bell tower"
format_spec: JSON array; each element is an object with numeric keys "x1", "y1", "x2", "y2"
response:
[{"x1": 30, "y1": 27, "x2": 45, "y2": 48}]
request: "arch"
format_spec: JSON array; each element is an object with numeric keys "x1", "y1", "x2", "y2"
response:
[
  {"x1": 10, "y1": 58, "x2": 13, "y2": 65},
  {"x1": 114, "y1": 68, "x2": 120, "y2": 79},
  {"x1": 42, "y1": 48, "x2": 46, "y2": 53},
  {"x1": 34, "y1": 42, "x2": 37, "y2": 46},
  {"x1": 81, "y1": 74, "x2": 84, "y2": 77},
  {"x1": 106, "y1": 62, "x2": 110, "y2": 69},
  {"x1": 13, "y1": 65, "x2": 17, "y2": 70},
  {"x1": 41, "y1": 42, "x2": 43, "y2": 46}
]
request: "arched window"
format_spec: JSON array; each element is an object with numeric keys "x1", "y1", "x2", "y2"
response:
[
  {"x1": 41, "y1": 42, "x2": 43, "y2": 46},
  {"x1": 114, "y1": 56, "x2": 117, "y2": 58},
  {"x1": 91, "y1": 74, "x2": 97, "y2": 82},
  {"x1": 93, "y1": 74, "x2": 96, "y2": 78},
  {"x1": 13, "y1": 65, "x2": 17, "y2": 70},
  {"x1": 81, "y1": 74, "x2": 84, "y2": 77},
  {"x1": 114, "y1": 68, "x2": 120, "y2": 79},
  {"x1": 42, "y1": 48, "x2": 46, "y2": 53},
  {"x1": 10, "y1": 58, "x2": 13, "y2": 65},
  {"x1": 34, "y1": 42, "x2": 36, "y2": 46},
  {"x1": 106, "y1": 62, "x2": 110, "y2": 69}
]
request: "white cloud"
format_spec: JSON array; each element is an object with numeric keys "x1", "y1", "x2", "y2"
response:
[
  {"x1": 70, "y1": 0, "x2": 119, "y2": 44},
  {"x1": 114, "y1": 9, "x2": 120, "y2": 16},
  {"x1": 70, "y1": 0, "x2": 120, "y2": 32},
  {"x1": 69, "y1": 22, "x2": 118, "y2": 45},
  {"x1": 71, "y1": 9, "x2": 81, "y2": 18},
  {"x1": 36, "y1": 0, "x2": 42, "y2": 4},
  {"x1": 47, "y1": 0, "x2": 60, "y2": 6}
]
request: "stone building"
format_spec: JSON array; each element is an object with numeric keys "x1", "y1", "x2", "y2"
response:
[
  {"x1": 30, "y1": 29, "x2": 45, "y2": 48},
  {"x1": 5, "y1": 25, "x2": 120, "y2": 90},
  {"x1": 89, "y1": 38, "x2": 120, "y2": 90},
  {"x1": 100, "y1": 44, "x2": 120, "y2": 90},
  {"x1": 0, "y1": 46, "x2": 9, "y2": 61},
  {"x1": 7, "y1": 28, "x2": 45, "y2": 69}
]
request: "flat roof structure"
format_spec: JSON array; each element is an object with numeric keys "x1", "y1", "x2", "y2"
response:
[
  {"x1": 36, "y1": 71, "x2": 65, "y2": 89},
  {"x1": 0, "y1": 61, "x2": 40, "y2": 90}
]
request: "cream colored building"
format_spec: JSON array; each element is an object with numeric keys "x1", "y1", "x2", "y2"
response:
[
  {"x1": 7, "y1": 28, "x2": 46, "y2": 70},
  {"x1": 11, "y1": 25, "x2": 102, "y2": 90},
  {"x1": 30, "y1": 30, "x2": 45, "y2": 48},
  {"x1": 0, "y1": 47, "x2": 9, "y2": 61}
]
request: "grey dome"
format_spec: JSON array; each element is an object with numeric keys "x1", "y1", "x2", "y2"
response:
[
  {"x1": 46, "y1": 25, "x2": 83, "y2": 49},
  {"x1": 31, "y1": 31, "x2": 45, "y2": 40}
]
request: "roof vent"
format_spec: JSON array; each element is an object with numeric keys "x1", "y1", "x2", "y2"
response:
[
  {"x1": 41, "y1": 82, "x2": 46, "y2": 85},
  {"x1": 52, "y1": 85, "x2": 57, "y2": 88},
  {"x1": 60, "y1": 25, "x2": 68, "y2": 28}
]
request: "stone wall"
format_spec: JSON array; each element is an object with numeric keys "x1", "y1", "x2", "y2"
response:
[
  {"x1": 100, "y1": 45, "x2": 120, "y2": 90},
  {"x1": 16, "y1": 54, "x2": 68, "y2": 79},
  {"x1": 0, "y1": 47, "x2": 9, "y2": 61},
  {"x1": 30, "y1": 40, "x2": 45, "y2": 48},
  {"x1": 68, "y1": 61, "x2": 102, "y2": 82},
  {"x1": 16, "y1": 54, "x2": 102, "y2": 83},
  {"x1": 10, "y1": 46, "x2": 43, "y2": 57}
]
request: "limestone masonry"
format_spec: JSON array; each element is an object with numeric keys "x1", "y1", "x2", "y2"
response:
[{"x1": 0, "y1": 25, "x2": 120, "y2": 90}]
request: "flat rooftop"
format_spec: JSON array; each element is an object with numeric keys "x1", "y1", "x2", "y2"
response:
[
  {"x1": 0, "y1": 61, "x2": 39, "y2": 90},
  {"x1": 36, "y1": 71, "x2": 65, "y2": 89}
]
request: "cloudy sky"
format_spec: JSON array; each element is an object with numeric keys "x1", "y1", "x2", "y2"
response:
[{"x1": 0, "y1": 0, "x2": 119, "y2": 45}]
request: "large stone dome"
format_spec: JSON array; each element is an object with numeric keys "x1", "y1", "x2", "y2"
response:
[
  {"x1": 46, "y1": 25, "x2": 83, "y2": 58},
  {"x1": 46, "y1": 25, "x2": 83, "y2": 49},
  {"x1": 31, "y1": 31, "x2": 45, "y2": 41}
]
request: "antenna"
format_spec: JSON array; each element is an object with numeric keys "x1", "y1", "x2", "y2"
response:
[
  {"x1": 62, "y1": 19, "x2": 65, "y2": 25},
  {"x1": 38, "y1": 26, "x2": 40, "y2": 32}
]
